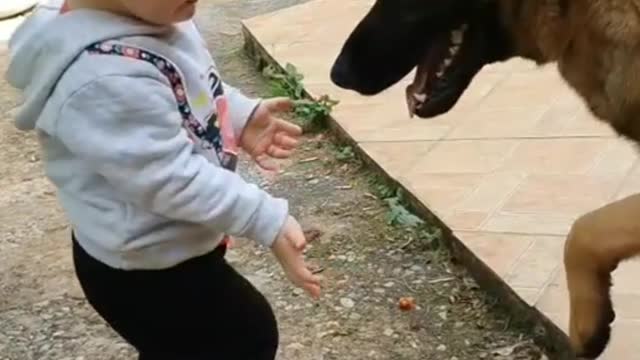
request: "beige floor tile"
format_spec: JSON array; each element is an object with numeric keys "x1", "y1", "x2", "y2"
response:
[
  {"x1": 446, "y1": 105, "x2": 549, "y2": 139},
  {"x1": 437, "y1": 211, "x2": 490, "y2": 231},
  {"x1": 506, "y1": 236, "x2": 564, "y2": 289},
  {"x1": 242, "y1": 0, "x2": 372, "y2": 47},
  {"x1": 615, "y1": 164, "x2": 640, "y2": 200},
  {"x1": 601, "y1": 321, "x2": 640, "y2": 359},
  {"x1": 611, "y1": 259, "x2": 640, "y2": 295},
  {"x1": 477, "y1": 72, "x2": 569, "y2": 110},
  {"x1": 454, "y1": 171, "x2": 526, "y2": 213},
  {"x1": 359, "y1": 141, "x2": 435, "y2": 178},
  {"x1": 407, "y1": 139, "x2": 520, "y2": 175},
  {"x1": 589, "y1": 139, "x2": 638, "y2": 178},
  {"x1": 481, "y1": 211, "x2": 576, "y2": 235},
  {"x1": 402, "y1": 173, "x2": 483, "y2": 214},
  {"x1": 542, "y1": 312, "x2": 569, "y2": 334},
  {"x1": 499, "y1": 138, "x2": 611, "y2": 175},
  {"x1": 512, "y1": 287, "x2": 542, "y2": 306},
  {"x1": 501, "y1": 174, "x2": 621, "y2": 216},
  {"x1": 536, "y1": 282, "x2": 570, "y2": 315},
  {"x1": 454, "y1": 231, "x2": 535, "y2": 278}
]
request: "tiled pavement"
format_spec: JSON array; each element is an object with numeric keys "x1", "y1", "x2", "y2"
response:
[{"x1": 242, "y1": 0, "x2": 640, "y2": 358}]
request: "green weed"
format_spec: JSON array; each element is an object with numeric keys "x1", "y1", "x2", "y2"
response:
[{"x1": 262, "y1": 63, "x2": 338, "y2": 131}]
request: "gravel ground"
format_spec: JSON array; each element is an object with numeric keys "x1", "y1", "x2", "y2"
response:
[{"x1": 0, "y1": 1, "x2": 546, "y2": 359}]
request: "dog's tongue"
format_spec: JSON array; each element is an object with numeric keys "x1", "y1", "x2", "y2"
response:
[{"x1": 405, "y1": 32, "x2": 451, "y2": 117}]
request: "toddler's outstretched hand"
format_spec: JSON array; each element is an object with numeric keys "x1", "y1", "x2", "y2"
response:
[
  {"x1": 240, "y1": 97, "x2": 302, "y2": 171},
  {"x1": 271, "y1": 216, "x2": 321, "y2": 299}
]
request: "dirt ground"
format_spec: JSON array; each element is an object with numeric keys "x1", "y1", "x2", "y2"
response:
[{"x1": 0, "y1": 1, "x2": 546, "y2": 359}]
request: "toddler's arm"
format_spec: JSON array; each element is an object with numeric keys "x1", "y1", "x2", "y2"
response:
[
  {"x1": 55, "y1": 74, "x2": 287, "y2": 247},
  {"x1": 222, "y1": 82, "x2": 262, "y2": 140}
]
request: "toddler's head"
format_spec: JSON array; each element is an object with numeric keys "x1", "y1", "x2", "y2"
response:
[{"x1": 68, "y1": 0, "x2": 198, "y2": 24}]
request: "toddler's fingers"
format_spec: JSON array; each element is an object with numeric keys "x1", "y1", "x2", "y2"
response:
[
  {"x1": 264, "y1": 97, "x2": 294, "y2": 113},
  {"x1": 266, "y1": 145, "x2": 294, "y2": 159},
  {"x1": 274, "y1": 133, "x2": 299, "y2": 149},
  {"x1": 274, "y1": 118, "x2": 302, "y2": 136},
  {"x1": 305, "y1": 283, "x2": 321, "y2": 299},
  {"x1": 255, "y1": 156, "x2": 279, "y2": 172}
]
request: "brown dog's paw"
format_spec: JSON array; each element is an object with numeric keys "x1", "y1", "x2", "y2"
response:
[{"x1": 568, "y1": 275, "x2": 615, "y2": 359}]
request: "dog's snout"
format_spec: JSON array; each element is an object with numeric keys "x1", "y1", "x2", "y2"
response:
[{"x1": 330, "y1": 56, "x2": 355, "y2": 90}]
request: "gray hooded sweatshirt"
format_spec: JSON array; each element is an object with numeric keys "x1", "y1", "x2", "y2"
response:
[{"x1": 4, "y1": 0, "x2": 289, "y2": 270}]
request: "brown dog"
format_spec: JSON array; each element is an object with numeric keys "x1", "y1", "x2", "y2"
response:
[{"x1": 329, "y1": 0, "x2": 640, "y2": 358}]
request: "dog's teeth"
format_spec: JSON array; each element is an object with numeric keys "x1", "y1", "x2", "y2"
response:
[
  {"x1": 444, "y1": 58, "x2": 452, "y2": 67},
  {"x1": 413, "y1": 93, "x2": 427, "y2": 102},
  {"x1": 449, "y1": 45, "x2": 459, "y2": 56},
  {"x1": 451, "y1": 30, "x2": 463, "y2": 45}
]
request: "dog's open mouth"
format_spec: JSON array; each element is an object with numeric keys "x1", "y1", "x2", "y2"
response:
[{"x1": 406, "y1": 22, "x2": 471, "y2": 118}]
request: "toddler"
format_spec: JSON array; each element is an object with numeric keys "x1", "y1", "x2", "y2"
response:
[{"x1": 5, "y1": 0, "x2": 321, "y2": 359}]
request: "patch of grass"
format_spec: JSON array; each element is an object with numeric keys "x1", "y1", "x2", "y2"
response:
[
  {"x1": 366, "y1": 173, "x2": 444, "y2": 252},
  {"x1": 333, "y1": 145, "x2": 355, "y2": 162},
  {"x1": 262, "y1": 63, "x2": 338, "y2": 132}
]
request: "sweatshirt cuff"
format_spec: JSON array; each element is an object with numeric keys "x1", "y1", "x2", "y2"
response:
[
  {"x1": 243, "y1": 196, "x2": 289, "y2": 248},
  {"x1": 225, "y1": 86, "x2": 262, "y2": 141}
]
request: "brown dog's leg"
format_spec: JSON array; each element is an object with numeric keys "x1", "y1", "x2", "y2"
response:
[{"x1": 565, "y1": 193, "x2": 640, "y2": 358}]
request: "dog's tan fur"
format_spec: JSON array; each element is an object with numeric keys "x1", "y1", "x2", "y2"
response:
[{"x1": 495, "y1": 0, "x2": 640, "y2": 356}]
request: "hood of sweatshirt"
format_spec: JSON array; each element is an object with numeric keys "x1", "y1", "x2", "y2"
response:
[{"x1": 5, "y1": 0, "x2": 169, "y2": 130}]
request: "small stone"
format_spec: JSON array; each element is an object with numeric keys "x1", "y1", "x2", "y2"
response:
[
  {"x1": 384, "y1": 281, "x2": 395, "y2": 288},
  {"x1": 438, "y1": 311, "x2": 447, "y2": 321},
  {"x1": 451, "y1": 357, "x2": 459, "y2": 360},
  {"x1": 286, "y1": 342, "x2": 304, "y2": 351},
  {"x1": 454, "y1": 321, "x2": 464, "y2": 328},
  {"x1": 293, "y1": 288, "x2": 304, "y2": 296},
  {"x1": 309, "y1": 179, "x2": 319, "y2": 185},
  {"x1": 340, "y1": 298, "x2": 355, "y2": 308},
  {"x1": 373, "y1": 288, "x2": 385, "y2": 294},
  {"x1": 437, "y1": 344, "x2": 447, "y2": 352},
  {"x1": 383, "y1": 328, "x2": 394, "y2": 336}
]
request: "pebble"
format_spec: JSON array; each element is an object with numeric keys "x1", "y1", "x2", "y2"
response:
[
  {"x1": 438, "y1": 311, "x2": 448, "y2": 321},
  {"x1": 437, "y1": 344, "x2": 447, "y2": 352},
  {"x1": 383, "y1": 328, "x2": 394, "y2": 337},
  {"x1": 340, "y1": 298, "x2": 355, "y2": 308},
  {"x1": 285, "y1": 342, "x2": 304, "y2": 351},
  {"x1": 383, "y1": 281, "x2": 395, "y2": 288}
]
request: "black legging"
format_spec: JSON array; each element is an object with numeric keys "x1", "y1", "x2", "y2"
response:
[{"x1": 72, "y1": 233, "x2": 279, "y2": 360}]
